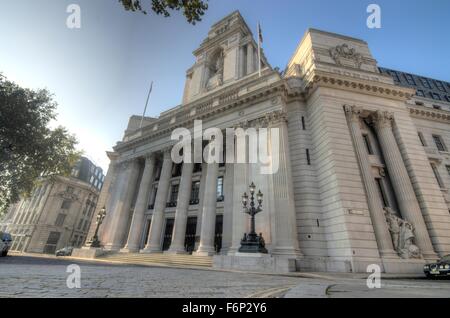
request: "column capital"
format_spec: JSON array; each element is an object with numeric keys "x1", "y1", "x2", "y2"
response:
[
  {"x1": 372, "y1": 110, "x2": 394, "y2": 130},
  {"x1": 161, "y1": 147, "x2": 172, "y2": 160},
  {"x1": 144, "y1": 152, "x2": 156, "y2": 162},
  {"x1": 344, "y1": 105, "x2": 362, "y2": 123}
]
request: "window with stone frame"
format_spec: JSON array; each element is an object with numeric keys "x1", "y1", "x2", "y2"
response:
[
  {"x1": 418, "y1": 132, "x2": 427, "y2": 146},
  {"x1": 190, "y1": 181, "x2": 200, "y2": 205},
  {"x1": 77, "y1": 219, "x2": 83, "y2": 230},
  {"x1": 432, "y1": 134, "x2": 447, "y2": 152},
  {"x1": 416, "y1": 89, "x2": 425, "y2": 97},
  {"x1": 61, "y1": 200, "x2": 72, "y2": 210},
  {"x1": 434, "y1": 80, "x2": 446, "y2": 92},
  {"x1": 420, "y1": 77, "x2": 432, "y2": 89},
  {"x1": 168, "y1": 184, "x2": 179, "y2": 207},
  {"x1": 54, "y1": 213, "x2": 66, "y2": 227},
  {"x1": 431, "y1": 163, "x2": 445, "y2": 189},
  {"x1": 431, "y1": 92, "x2": 442, "y2": 100},
  {"x1": 404, "y1": 73, "x2": 416, "y2": 85}
]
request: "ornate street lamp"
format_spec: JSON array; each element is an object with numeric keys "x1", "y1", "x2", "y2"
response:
[
  {"x1": 87, "y1": 206, "x2": 106, "y2": 248},
  {"x1": 239, "y1": 182, "x2": 268, "y2": 253}
]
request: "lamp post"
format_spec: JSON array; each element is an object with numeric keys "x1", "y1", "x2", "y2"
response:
[
  {"x1": 87, "y1": 206, "x2": 106, "y2": 248},
  {"x1": 239, "y1": 182, "x2": 268, "y2": 253}
]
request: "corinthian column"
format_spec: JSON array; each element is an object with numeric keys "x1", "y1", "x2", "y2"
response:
[
  {"x1": 121, "y1": 154, "x2": 156, "y2": 253},
  {"x1": 166, "y1": 162, "x2": 194, "y2": 254},
  {"x1": 372, "y1": 110, "x2": 437, "y2": 260},
  {"x1": 103, "y1": 159, "x2": 140, "y2": 251},
  {"x1": 194, "y1": 161, "x2": 220, "y2": 256},
  {"x1": 344, "y1": 106, "x2": 397, "y2": 258},
  {"x1": 141, "y1": 149, "x2": 173, "y2": 253},
  {"x1": 268, "y1": 111, "x2": 302, "y2": 258}
]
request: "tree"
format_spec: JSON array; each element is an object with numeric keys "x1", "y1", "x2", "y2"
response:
[
  {"x1": 0, "y1": 74, "x2": 80, "y2": 217},
  {"x1": 119, "y1": 0, "x2": 209, "y2": 24}
]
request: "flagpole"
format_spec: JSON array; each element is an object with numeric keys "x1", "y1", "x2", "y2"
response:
[
  {"x1": 257, "y1": 22, "x2": 262, "y2": 77},
  {"x1": 139, "y1": 81, "x2": 153, "y2": 129}
]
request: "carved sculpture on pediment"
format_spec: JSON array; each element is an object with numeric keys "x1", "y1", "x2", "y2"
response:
[{"x1": 330, "y1": 43, "x2": 363, "y2": 69}]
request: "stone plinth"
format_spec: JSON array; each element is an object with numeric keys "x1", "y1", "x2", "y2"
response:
[
  {"x1": 213, "y1": 253, "x2": 296, "y2": 273},
  {"x1": 71, "y1": 247, "x2": 106, "y2": 259}
]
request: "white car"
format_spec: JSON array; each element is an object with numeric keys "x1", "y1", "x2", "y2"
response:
[{"x1": 0, "y1": 232, "x2": 12, "y2": 257}]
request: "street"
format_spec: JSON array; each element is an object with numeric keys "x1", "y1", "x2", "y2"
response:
[{"x1": 0, "y1": 254, "x2": 449, "y2": 298}]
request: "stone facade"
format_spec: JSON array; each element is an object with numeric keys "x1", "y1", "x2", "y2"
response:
[
  {"x1": 92, "y1": 11, "x2": 450, "y2": 273},
  {"x1": 6, "y1": 175, "x2": 100, "y2": 254}
]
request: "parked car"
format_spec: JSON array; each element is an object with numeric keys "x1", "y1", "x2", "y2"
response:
[
  {"x1": 55, "y1": 246, "x2": 73, "y2": 257},
  {"x1": 424, "y1": 254, "x2": 450, "y2": 278},
  {"x1": 0, "y1": 232, "x2": 13, "y2": 257}
]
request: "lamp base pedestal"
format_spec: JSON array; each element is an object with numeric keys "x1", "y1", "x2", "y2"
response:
[{"x1": 238, "y1": 233, "x2": 268, "y2": 254}]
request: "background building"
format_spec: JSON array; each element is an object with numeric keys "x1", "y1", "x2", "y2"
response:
[{"x1": 6, "y1": 157, "x2": 104, "y2": 254}]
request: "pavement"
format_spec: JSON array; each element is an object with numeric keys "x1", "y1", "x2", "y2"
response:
[{"x1": 1, "y1": 252, "x2": 449, "y2": 298}]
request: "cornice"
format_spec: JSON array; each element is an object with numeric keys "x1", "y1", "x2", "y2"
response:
[
  {"x1": 303, "y1": 70, "x2": 415, "y2": 101},
  {"x1": 114, "y1": 73, "x2": 287, "y2": 153},
  {"x1": 408, "y1": 104, "x2": 450, "y2": 123}
]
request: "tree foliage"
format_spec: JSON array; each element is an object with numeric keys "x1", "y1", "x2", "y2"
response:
[
  {"x1": 119, "y1": 0, "x2": 209, "y2": 24},
  {"x1": 0, "y1": 74, "x2": 80, "y2": 217}
]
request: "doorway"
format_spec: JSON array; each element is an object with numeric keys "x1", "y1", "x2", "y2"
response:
[
  {"x1": 162, "y1": 218, "x2": 174, "y2": 251},
  {"x1": 184, "y1": 217, "x2": 197, "y2": 254}
]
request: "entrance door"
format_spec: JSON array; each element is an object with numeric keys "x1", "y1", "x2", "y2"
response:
[
  {"x1": 140, "y1": 219, "x2": 151, "y2": 250},
  {"x1": 162, "y1": 218, "x2": 174, "y2": 251},
  {"x1": 214, "y1": 215, "x2": 223, "y2": 253},
  {"x1": 184, "y1": 217, "x2": 197, "y2": 254},
  {"x1": 43, "y1": 232, "x2": 61, "y2": 254}
]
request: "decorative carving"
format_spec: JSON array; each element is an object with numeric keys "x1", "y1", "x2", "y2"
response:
[
  {"x1": 372, "y1": 110, "x2": 394, "y2": 130},
  {"x1": 330, "y1": 44, "x2": 363, "y2": 69},
  {"x1": 384, "y1": 207, "x2": 421, "y2": 259},
  {"x1": 344, "y1": 104, "x2": 362, "y2": 123}
]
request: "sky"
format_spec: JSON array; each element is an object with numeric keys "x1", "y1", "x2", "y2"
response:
[{"x1": 1, "y1": 0, "x2": 449, "y2": 171}]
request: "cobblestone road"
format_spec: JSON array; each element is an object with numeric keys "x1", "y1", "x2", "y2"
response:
[{"x1": 0, "y1": 255, "x2": 302, "y2": 298}]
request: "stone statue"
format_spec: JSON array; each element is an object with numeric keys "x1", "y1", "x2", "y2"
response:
[
  {"x1": 206, "y1": 50, "x2": 224, "y2": 89},
  {"x1": 384, "y1": 207, "x2": 421, "y2": 259}
]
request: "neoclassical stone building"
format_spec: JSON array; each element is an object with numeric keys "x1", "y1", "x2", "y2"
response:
[{"x1": 90, "y1": 11, "x2": 450, "y2": 273}]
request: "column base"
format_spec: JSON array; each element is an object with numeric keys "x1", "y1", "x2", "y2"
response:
[
  {"x1": 193, "y1": 246, "x2": 216, "y2": 256},
  {"x1": 140, "y1": 246, "x2": 162, "y2": 254},
  {"x1": 120, "y1": 246, "x2": 139, "y2": 253},
  {"x1": 164, "y1": 249, "x2": 188, "y2": 255},
  {"x1": 102, "y1": 244, "x2": 121, "y2": 252}
]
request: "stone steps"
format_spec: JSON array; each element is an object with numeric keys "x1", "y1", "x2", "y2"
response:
[{"x1": 98, "y1": 252, "x2": 213, "y2": 268}]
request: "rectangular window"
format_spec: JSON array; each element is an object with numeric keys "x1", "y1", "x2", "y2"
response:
[
  {"x1": 446, "y1": 165, "x2": 450, "y2": 176},
  {"x1": 431, "y1": 163, "x2": 445, "y2": 189},
  {"x1": 301, "y1": 116, "x2": 306, "y2": 130},
  {"x1": 217, "y1": 177, "x2": 224, "y2": 202},
  {"x1": 416, "y1": 89, "x2": 425, "y2": 97},
  {"x1": 434, "y1": 80, "x2": 446, "y2": 92},
  {"x1": 363, "y1": 134, "x2": 374, "y2": 155},
  {"x1": 420, "y1": 77, "x2": 432, "y2": 88},
  {"x1": 61, "y1": 200, "x2": 72, "y2": 210},
  {"x1": 82, "y1": 220, "x2": 89, "y2": 232},
  {"x1": 418, "y1": 132, "x2": 427, "y2": 146},
  {"x1": 404, "y1": 73, "x2": 416, "y2": 85},
  {"x1": 389, "y1": 71, "x2": 400, "y2": 82},
  {"x1": 375, "y1": 178, "x2": 389, "y2": 207},
  {"x1": 432, "y1": 134, "x2": 447, "y2": 152},
  {"x1": 190, "y1": 181, "x2": 200, "y2": 205},
  {"x1": 433, "y1": 105, "x2": 442, "y2": 110},
  {"x1": 306, "y1": 149, "x2": 311, "y2": 165},
  {"x1": 431, "y1": 92, "x2": 442, "y2": 100},
  {"x1": 54, "y1": 214, "x2": 66, "y2": 227},
  {"x1": 169, "y1": 184, "x2": 179, "y2": 204},
  {"x1": 77, "y1": 219, "x2": 83, "y2": 230}
]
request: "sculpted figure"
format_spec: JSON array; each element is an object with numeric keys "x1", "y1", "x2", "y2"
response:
[{"x1": 384, "y1": 207, "x2": 421, "y2": 259}]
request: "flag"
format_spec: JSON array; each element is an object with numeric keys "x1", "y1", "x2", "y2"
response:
[
  {"x1": 140, "y1": 81, "x2": 153, "y2": 129},
  {"x1": 257, "y1": 22, "x2": 263, "y2": 77},
  {"x1": 258, "y1": 22, "x2": 263, "y2": 44}
]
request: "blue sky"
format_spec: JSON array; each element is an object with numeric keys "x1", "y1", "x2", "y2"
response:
[{"x1": 1, "y1": 0, "x2": 449, "y2": 170}]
